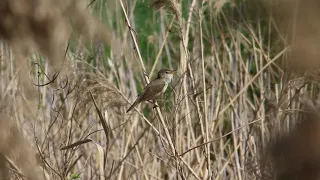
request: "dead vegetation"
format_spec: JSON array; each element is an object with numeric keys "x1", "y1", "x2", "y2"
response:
[{"x1": 1, "y1": 0, "x2": 320, "y2": 179}]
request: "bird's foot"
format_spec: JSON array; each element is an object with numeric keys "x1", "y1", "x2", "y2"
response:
[{"x1": 147, "y1": 100, "x2": 158, "y2": 109}]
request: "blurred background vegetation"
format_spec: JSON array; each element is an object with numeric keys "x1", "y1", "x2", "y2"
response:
[{"x1": 2, "y1": 0, "x2": 320, "y2": 179}]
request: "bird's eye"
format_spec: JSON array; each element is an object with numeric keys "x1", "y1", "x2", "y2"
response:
[{"x1": 166, "y1": 71, "x2": 169, "y2": 74}]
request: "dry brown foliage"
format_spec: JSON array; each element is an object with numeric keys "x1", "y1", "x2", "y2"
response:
[
  {"x1": 252, "y1": 0, "x2": 320, "y2": 179},
  {"x1": 2, "y1": 0, "x2": 320, "y2": 179},
  {"x1": 0, "y1": 0, "x2": 119, "y2": 179}
]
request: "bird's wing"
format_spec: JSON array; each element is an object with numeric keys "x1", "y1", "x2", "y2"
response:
[{"x1": 138, "y1": 79, "x2": 166, "y2": 101}]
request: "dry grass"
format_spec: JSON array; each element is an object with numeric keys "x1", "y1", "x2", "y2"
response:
[{"x1": 1, "y1": 0, "x2": 320, "y2": 179}]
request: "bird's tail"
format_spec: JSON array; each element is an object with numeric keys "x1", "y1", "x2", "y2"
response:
[{"x1": 126, "y1": 100, "x2": 140, "y2": 113}]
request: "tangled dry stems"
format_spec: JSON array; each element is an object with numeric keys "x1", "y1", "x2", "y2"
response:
[{"x1": 1, "y1": 0, "x2": 320, "y2": 179}]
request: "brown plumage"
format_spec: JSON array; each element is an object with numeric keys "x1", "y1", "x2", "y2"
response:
[{"x1": 126, "y1": 69, "x2": 175, "y2": 113}]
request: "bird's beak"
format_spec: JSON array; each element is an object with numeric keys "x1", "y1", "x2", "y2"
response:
[{"x1": 171, "y1": 69, "x2": 177, "y2": 74}]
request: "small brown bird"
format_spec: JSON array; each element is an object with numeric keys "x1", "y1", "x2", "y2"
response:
[{"x1": 126, "y1": 69, "x2": 176, "y2": 113}]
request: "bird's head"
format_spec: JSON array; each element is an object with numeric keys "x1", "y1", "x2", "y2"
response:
[{"x1": 157, "y1": 69, "x2": 176, "y2": 83}]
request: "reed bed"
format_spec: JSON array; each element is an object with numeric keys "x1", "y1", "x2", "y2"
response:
[{"x1": 1, "y1": 0, "x2": 320, "y2": 179}]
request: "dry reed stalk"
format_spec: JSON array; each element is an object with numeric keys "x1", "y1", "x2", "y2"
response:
[
  {"x1": 0, "y1": 0, "x2": 125, "y2": 179},
  {"x1": 2, "y1": 0, "x2": 320, "y2": 179}
]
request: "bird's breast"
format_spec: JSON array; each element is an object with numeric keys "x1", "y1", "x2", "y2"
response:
[{"x1": 161, "y1": 83, "x2": 168, "y2": 93}]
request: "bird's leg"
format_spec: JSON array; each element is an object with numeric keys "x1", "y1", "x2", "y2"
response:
[
  {"x1": 148, "y1": 99, "x2": 159, "y2": 109},
  {"x1": 153, "y1": 103, "x2": 159, "y2": 109}
]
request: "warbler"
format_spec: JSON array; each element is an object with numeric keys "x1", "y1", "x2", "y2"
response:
[{"x1": 126, "y1": 69, "x2": 175, "y2": 113}]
